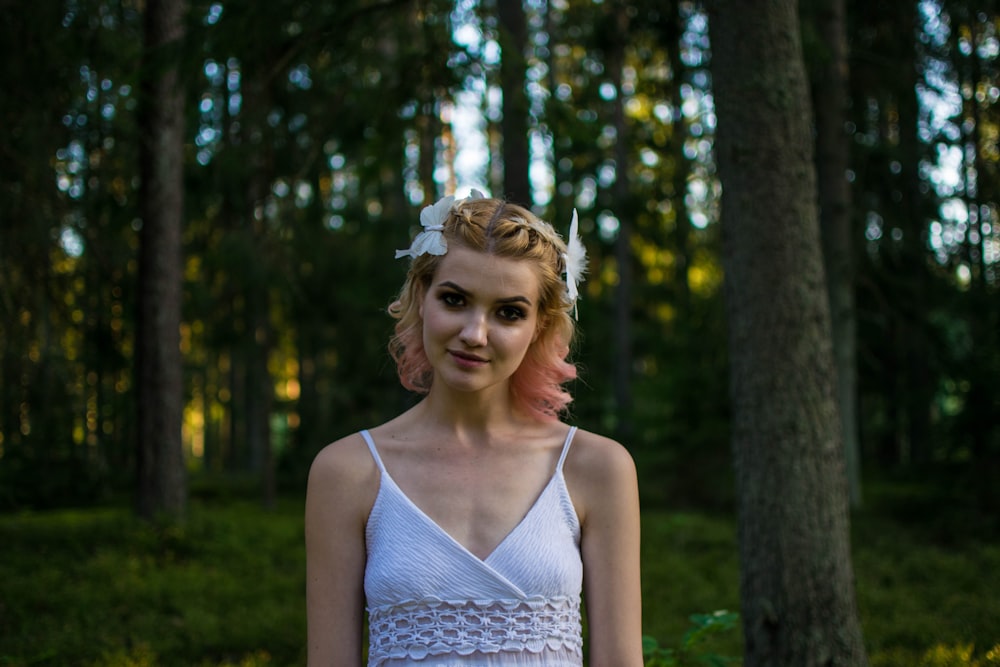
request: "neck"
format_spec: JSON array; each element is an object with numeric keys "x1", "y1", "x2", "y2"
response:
[{"x1": 417, "y1": 383, "x2": 530, "y2": 439}]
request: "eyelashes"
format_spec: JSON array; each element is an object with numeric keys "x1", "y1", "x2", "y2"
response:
[
  {"x1": 497, "y1": 305, "x2": 527, "y2": 321},
  {"x1": 437, "y1": 291, "x2": 527, "y2": 322},
  {"x1": 440, "y1": 292, "x2": 464, "y2": 308}
]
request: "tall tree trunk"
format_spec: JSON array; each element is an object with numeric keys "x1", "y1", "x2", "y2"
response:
[
  {"x1": 807, "y1": 0, "x2": 862, "y2": 508},
  {"x1": 609, "y1": 2, "x2": 633, "y2": 440},
  {"x1": 418, "y1": 104, "x2": 441, "y2": 202},
  {"x1": 246, "y1": 283, "x2": 274, "y2": 509},
  {"x1": 497, "y1": 0, "x2": 531, "y2": 203},
  {"x1": 242, "y1": 70, "x2": 275, "y2": 510},
  {"x1": 664, "y1": 2, "x2": 692, "y2": 317},
  {"x1": 708, "y1": 1, "x2": 868, "y2": 665},
  {"x1": 136, "y1": 0, "x2": 187, "y2": 520},
  {"x1": 545, "y1": 0, "x2": 571, "y2": 216},
  {"x1": 960, "y1": 16, "x2": 993, "y2": 464},
  {"x1": 895, "y1": 1, "x2": 933, "y2": 466}
]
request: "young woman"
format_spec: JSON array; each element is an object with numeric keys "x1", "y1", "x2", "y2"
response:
[{"x1": 305, "y1": 193, "x2": 642, "y2": 666}]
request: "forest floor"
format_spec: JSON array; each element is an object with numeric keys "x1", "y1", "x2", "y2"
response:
[{"x1": 0, "y1": 476, "x2": 997, "y2": 667}]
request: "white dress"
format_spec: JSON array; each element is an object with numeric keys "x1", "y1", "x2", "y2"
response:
[{"x1": 360, "y1": 428, "x2": 584, "y2": 667}]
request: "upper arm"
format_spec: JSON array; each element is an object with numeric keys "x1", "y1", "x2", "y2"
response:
[
  {"x1": 305, "y1": 436, "x2": 378, "y2": 667},
  {"x1": 569, "y1": 434, "x2": 643, "y2": 667}
]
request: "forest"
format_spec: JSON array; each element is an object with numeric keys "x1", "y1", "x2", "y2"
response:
[{"x1": 1, "y1": 0, "x2": 998, "y2": 666}]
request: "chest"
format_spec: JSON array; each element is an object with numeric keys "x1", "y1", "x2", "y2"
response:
[{"x1": 382, "y1": 448, "x2": 559, "y2": 560}]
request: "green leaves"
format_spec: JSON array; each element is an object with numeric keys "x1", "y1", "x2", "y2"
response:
[{"x1": 642, "y1": 610, "x2": 740, "y2": 667}]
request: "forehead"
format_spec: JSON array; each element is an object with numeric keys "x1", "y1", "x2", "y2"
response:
[{"x1": 431, "y1": 245, "x2": 541, "y2": 300}]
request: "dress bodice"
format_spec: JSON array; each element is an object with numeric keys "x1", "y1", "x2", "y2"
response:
[{"x1": 361, "y1": 428, "x2": 584, "y2": 667}]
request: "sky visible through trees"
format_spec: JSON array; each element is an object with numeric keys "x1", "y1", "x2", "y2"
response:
[
  {"x1": 3, "y1": 2, "x2": 998, "y2": 664},
  {"x1": 52, "y1": 2, "x2": 993, "y2": 280},
  {"x1": 3, "y1": 0, "x2": 997, "y2": 516}
]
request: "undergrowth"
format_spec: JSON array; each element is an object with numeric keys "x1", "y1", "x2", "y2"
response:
[{"x1": 0, "y1": 480, "x2": 997, "y2": 666}]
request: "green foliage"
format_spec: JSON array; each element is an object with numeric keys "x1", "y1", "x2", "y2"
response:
[
  {"x1": 642, "y1": 610, "x2": 740, "y2": 666},
  {"x1": 0, "y1": 502, "x2": 306, "y2": 666},
  {"x1": 85, "y1": 646, "x2": 274, "y2": 667},
  {"x1": 2, "y1": 0, "x2": 999, "y2": 518},
  {"x1": 639, "y1": 511, "x2": 741, "y2": 650},
  {"x1": 851, "y1": 479, "x2": 1000, "y2": 655},
  {"x1": 1, "y1": 488, "x2": 999, "y2": 666},
  {"x1": 871, "y1": 643, "x2": 1000, "y2": 667}
]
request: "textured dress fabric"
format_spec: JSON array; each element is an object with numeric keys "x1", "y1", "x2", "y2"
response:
[{"x1": 360, "y1": 428, "x2": 584, "y2": 667}]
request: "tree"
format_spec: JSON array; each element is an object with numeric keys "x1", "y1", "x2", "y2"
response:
[
  {"x1": 135, "y1": 0, "x2": 188, "y2": 519},
  {"x1": 607, "y1": 1, "x2": 634, "y2": 440},
  {"x1": 803, "y1": 0, "x2": 862, "y2": 508},
  {"x1": 707, "y1": 0, "x2": 868, "y2": 664},
  {"x1": 496, "y1": 0, "x2": 531, "y2": 202}
]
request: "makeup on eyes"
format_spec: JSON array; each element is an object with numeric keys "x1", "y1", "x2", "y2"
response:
[{"x1": 435, "y1": 281, "x2": 534, "y2": 318}]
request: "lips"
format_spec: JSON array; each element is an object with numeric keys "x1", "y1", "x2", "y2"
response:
[{"x1": 449, "y1": 350, "x2": 489, "y2": 367}]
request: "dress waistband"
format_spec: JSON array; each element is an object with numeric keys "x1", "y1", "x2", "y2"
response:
[{"x1": 367, "y1": 596, "x2": 583, "y2": 666}]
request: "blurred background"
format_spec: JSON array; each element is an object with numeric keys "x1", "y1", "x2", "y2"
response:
[{"x1": 1, "y1": 1, "x2": 998, "y2": 665}]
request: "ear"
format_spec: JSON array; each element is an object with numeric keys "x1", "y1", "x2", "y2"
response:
[
  {"x1": 532, "y1": 314, "x2": 547, "y2": 344},
  {"x1": 416, "y1": 283, "x2": 427, "y2": 319}
]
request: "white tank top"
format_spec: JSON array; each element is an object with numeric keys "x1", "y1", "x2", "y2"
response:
[{"x1": 360, "y1": 427, "x2": 584, "y2": 667}]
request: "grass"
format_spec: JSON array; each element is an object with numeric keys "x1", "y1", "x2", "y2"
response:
[
  {"x1": 0, "y1": 480, "x2": 998, "y2": 666},
  {"x1": 851, "y1": 478, "x2": 1000, "y2": 665},
  {"x1": 0, "y1": 501, "x2": 307, "y2": 667},
  {"x1": 640, "y1": 510, "x2": 741, "y2": 659}
]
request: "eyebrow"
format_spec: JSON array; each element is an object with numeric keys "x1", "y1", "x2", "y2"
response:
[{"x1": 437, "y1": 280, "x2": 534, "y2": 306}]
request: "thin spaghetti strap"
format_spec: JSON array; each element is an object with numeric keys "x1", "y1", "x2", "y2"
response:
[
  {"x1": 556, "y1": 426, "x2": 578, "y2": 471},
  {"x1": 359, "y1": 429, "x2": 386, "y2": 473}
]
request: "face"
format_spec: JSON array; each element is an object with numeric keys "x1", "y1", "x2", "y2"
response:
[{"x1": 420, "y1": 245, "x2": 541, "y2": 397}]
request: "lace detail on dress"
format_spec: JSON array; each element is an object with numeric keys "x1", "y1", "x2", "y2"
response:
[{"x1": 367, "y1": 595, "x2": 582, "y2": 665}]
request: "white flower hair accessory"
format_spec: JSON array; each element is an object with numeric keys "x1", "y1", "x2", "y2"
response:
[
  {"x1": 394, "y1": 190, "x2": 486, "y2": 260},
  {"x1": 563, "y1": 208, "x2": 587, "y2": 317}
]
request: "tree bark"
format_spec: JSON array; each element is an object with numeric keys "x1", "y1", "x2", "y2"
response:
[
  {"x1": 807, "y1": 0, "x2": 862, "y2": 508},
  {"x1": 497, "y1": 0, "x2": 531, "y2": 203},
  {"x1": 241, "y1": 65, "x2": 276, "y2": 510},
  {"x1": 664, "y1": 2, "x2": 692, "y2": 317},
  {"x1": 136, "y1": 0, "x2": 187, "y2": 520},
  {"x1": 895, "y1": 1, "x2": 933, "y2": 466},
  {"x1": 708, "y1": 1, "x2": 868, "y2": 664},
  {"x1": 608, "y1": 2, "x2": 633, "y2": 440}
]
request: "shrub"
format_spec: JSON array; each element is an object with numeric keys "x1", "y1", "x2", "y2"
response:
[{"x1": 643, "y1": 610, "x2": 740, "y2": 666}]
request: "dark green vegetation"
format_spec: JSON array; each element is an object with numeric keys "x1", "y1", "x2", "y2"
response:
[
  {"x1": 1, "y1": 477, "x2": 996, "y2": 667},
  {"x1": 3, "y1": 0, "x2": 999, "y2": 515},
  {"x1": 0, "y1": 499, "x2": 305, "y2": 667},
  {"x1": 3, "y1": 0, "x2": 1000, "y2": 663}
]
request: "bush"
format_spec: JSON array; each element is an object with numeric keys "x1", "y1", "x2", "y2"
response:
[{"x1": 643, "y1": 610, "x2": 740, "y2": 666}]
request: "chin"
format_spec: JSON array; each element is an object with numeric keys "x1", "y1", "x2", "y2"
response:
[{"x1": 436, "y1": 370, "x2": 510, "y2": 396}]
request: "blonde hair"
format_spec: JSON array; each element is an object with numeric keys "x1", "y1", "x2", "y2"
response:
[{"x1": 388, "y1": 198, "x2": 578, "y2": 420}]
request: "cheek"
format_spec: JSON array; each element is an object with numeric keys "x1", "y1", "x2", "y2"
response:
[
  {"x1": 503, "y1": 325, "x2": 537, "y2": 357},
  {"x1": 420, "y1": 302, "x2": 451, "y2": 339}
]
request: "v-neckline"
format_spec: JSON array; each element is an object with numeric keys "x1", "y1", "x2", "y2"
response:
[
  {"x1": 378, "y1": 460, "x2": 562, "y2": 563},
  {"x1": 362, "y1": 427, "x2": 575, "y2": 563}
]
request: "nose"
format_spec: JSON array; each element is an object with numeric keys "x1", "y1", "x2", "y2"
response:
[{"x1": 459, "y1": 311, "x2": 488, "y2": 347}]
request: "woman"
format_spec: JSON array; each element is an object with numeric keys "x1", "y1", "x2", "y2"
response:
[{"x1": 305, "y1": 193, "x2": 642, "y2": 666}]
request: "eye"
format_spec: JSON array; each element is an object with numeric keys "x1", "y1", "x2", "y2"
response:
[
  {"x1": 440, "y1": 291, "x2": 465, "y2": 307},
  {"x1": 497, "y1": 305, "x2": 527, "y2": 322}
]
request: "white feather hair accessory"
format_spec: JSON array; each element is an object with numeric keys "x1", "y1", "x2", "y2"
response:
[{"x1": 563, "y1": 208, "x2": 587, "y2": 317}]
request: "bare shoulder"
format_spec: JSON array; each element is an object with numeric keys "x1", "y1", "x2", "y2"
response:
[
  {"x1": 564, "y1": 429, "x2": 638, "y2": 520},
  {"x1": 565, "y1": 428, "x2": 637, "y2": 482},
  {"x1": 306, "y1": 433, "x2": 380, "y2": 520},
  {"x1": 310, "y1": 432, "x2": 378, "y2": 483}
]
